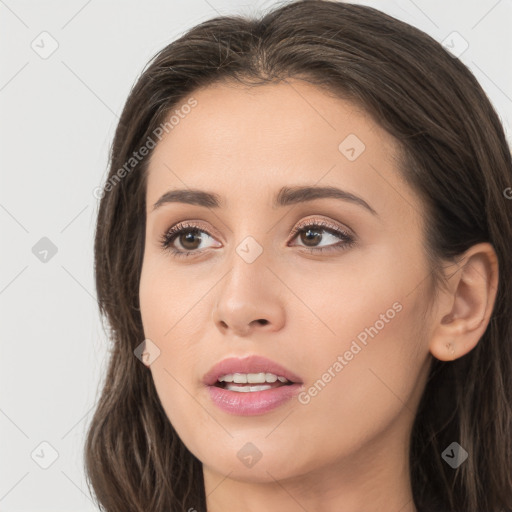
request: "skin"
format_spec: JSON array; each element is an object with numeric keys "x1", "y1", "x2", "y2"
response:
[{"x1": 138, "y1": 79, "x2": 499, "y2": 512}]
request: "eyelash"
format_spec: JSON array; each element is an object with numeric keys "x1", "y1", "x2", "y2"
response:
[{"x1": 159, "y1": 220, "x2": 356, "y2": 259}]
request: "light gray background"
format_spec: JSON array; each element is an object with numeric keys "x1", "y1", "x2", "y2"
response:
[{"x1": 1, "y1": 0, "x2": 511, "y2": 510}]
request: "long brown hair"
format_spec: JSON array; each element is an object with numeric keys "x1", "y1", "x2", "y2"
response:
[{"x1": 84, "y1": 1, "x2": 512, "y2": 510}]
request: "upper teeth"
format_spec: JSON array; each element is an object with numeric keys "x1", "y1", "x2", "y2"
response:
[{"x1": 218, "y1": 373, "x2": 290, "y2": 384}]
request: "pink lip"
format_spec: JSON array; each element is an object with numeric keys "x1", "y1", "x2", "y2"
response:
[{"x1": 202, "y1": 355, "x2": 304, "y2": 416}]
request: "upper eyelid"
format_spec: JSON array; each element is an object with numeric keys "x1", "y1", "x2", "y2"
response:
[
  {"x1": 291, "y1": 218, "x2": 352, "y2": 235},
  {"x1": 167, "y1": 220, "x2": 221, "y2": 241}
]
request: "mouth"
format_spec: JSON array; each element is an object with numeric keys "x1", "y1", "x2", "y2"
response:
[
  {"x1": 213, "y1": 372, "x2": 295, "y2": 392},
  {"x1": 203, "y1": 355, "x2": 303, "y2": 415}
]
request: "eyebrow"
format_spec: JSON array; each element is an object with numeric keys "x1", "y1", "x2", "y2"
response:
[{"x1": 152, "y1": 185, "x2": 378, "y2": 216}]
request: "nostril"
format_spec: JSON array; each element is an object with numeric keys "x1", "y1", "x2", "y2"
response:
[{"x1": 257, "y1": 319, "x2": 269, "y2": 326}]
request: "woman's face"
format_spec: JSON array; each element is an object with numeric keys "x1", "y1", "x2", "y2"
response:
[{"x1": 139, "y1": 80, "x2": 434, "y2": 484}]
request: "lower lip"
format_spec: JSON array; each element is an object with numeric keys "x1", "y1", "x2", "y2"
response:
[{"x1": 206, "y1": 383, "x2": 302, "y2": 415}]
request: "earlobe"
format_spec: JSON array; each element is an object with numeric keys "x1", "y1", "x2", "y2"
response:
[
  {"x1": 444, "y1": 340, "x2": 456, "y2": 360},
  {"x1": 142, "y1": 351, "x2": 151, "y2": 367},
  {"x1": 428, "y1": 243, "x2": 499, "y2": 362}
]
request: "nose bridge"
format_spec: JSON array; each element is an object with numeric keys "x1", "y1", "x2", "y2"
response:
[
  {"x1": 221, "y1": 233, "x2": 270, "y2": 307},
  {"x1": 225, "y1": 211, "x2": 272, "y2": 284},
  {"x1": 211, "y1": 228, "x2": 286, "y2": 336}
]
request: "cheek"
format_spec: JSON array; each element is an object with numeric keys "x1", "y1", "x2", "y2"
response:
[
  {"x1": 139, "y1": 262, "x2": 196, "y2": 368},
  {"x1": 280, "y1": 300, "x2": 429, "y2": 479},
  {"x1": 139, "y1": 252, "x2": 209, "y2": 341},
  {"x1": 139, "y1": 260, "x2": 214, "y2": 441},
  {"x1": 291, "y1": 246, "x2": 430, "y2": 439}
]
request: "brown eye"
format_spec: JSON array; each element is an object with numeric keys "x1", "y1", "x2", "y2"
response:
[
  {"x1": 176, "y1": 229, "x2": 203, "y2": 251},
  {"x1": 159, "y1": 222, "x2": 221, "y2": 258},
  {"x1": 289, "y1": 220, "x2": 356, "y2": 253}
]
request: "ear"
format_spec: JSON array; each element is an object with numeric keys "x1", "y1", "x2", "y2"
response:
[{"x1": 429, "y1": 242, "x2": 499, "y2": 361}]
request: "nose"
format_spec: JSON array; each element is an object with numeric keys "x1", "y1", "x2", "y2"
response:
[{"x1": 211, "y1": 256, "x2": 286, "y2": 338}]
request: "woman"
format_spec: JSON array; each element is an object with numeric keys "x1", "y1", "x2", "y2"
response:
[{"x1": 84, "y1": 1, "x2": 512, "y2": 511}]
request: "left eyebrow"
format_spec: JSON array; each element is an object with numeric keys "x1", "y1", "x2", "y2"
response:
[
  {"x1": 274, "y1": 185, "x2": 378, "y2": 216},
  {"x1": 151, "y1": 185, "x2": 378, "y2": 217}
]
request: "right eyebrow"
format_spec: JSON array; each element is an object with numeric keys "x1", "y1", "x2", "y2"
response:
[{"x1": 152, "y1": 189, "x2": 221, "y2": 210}]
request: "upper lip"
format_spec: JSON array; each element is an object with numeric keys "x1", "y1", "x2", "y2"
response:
[{"x1": 203, "y1": 355, "x2": 303, "y2": 386}]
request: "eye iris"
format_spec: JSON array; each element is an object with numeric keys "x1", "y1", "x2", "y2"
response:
[
  {"x1": 180, "y1": 230, "x2": 202, "y2": 250},
  {"x1": 301, "y1": 228, "x2": 322, "y2": 247}
]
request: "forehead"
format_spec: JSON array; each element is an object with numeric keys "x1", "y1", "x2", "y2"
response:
[{"x1": 145, "y1": 79, "x2": 418, "y2": 220}]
